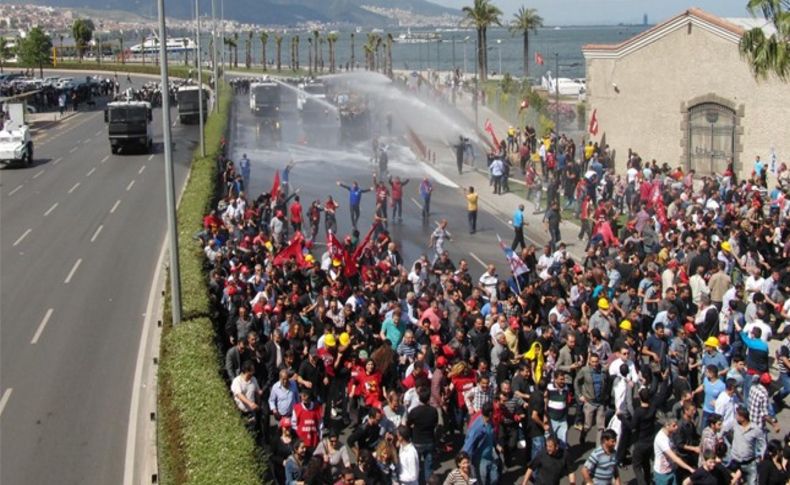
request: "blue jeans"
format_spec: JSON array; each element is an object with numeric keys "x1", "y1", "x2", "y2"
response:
[
  {"x1": 530, "y1": 435, "x2": 545, "y2": 460},
  {"x1": 550, "y1": 418, "x2": 568, "y2": 445},
  {"x1": 780, "y1": 372, "x2": 790, "y2": 400},
  {"x1": 414, "y1": 443, "x2": 433, "y2": 484},
  {"x1": 654, "y1": 471, "x2": 677, "y2": 485},
  {"x1": 477, "y1": 457, "x2": 499, "y2": 485}
]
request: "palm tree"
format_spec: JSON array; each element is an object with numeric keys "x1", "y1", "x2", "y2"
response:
[
  {"x1": 0, "y1": 37, "x2": 10, "y2": 73},
  {"x1": 740, "y1": 0, "x2": 790, "y2": 81},
  {"x1": 294, "y1": 35, "x2": 300, "y2": 70},
  {"x1": 375, "y1": 35, "x2": 383, "y2": 72},
  {"x1": 290, "y1": 36, "x2": 295, "y2": 71},
  {"x1": 319, "y1": 36, "x2": 325, "y2": 72},
  {"x1": 245, "y1": 31, "x2": 253, "y2": 69},
  {"x1": 307, "y1": 37, "x2": 313, "y2": 75},
  {"x1": 350, "y1": 32, "x2": 356, "y2": 70},
  {"x1": 275, "y1": 33, "x2": 283, "y2": 72},
  {"x1": 233, "y1": 32, "x2": 239, "y2": 67},
  {"x1": 312, "y1": 30, "x2": 319, "y2": 73},
  {"x1": 259, "y1": 31, "x2": 269, "y2": 71},
  {"x1": 363, "y1": 43, "x2": 373, "y2": 70},
  {"x1": 141, "y1": 32, "x2": 146, "y2": 66},
  {"x1": 327, "y1": 32, "x2": 338, "y2": 73},
  {"x1": 386, "y1": 33, "x2": 394, "y2": 77},
  {"x1": 119, "y1": 36, "x2": 124, "y2": 64},
  {"x1": 462, "y1": 0, "x2": 502, "y2": 82},
  {"x1": 509, "y1": 7, "x2": 543, "y2": 79},
  {"x1": 183, "y1": 38, "x2": 190, "y2": 66}
]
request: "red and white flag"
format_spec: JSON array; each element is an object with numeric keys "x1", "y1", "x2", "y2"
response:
[
  {"x1": 519, "y1": 98, "x2": 529, "y2": 113},
  {"x1": 483, "y1": 119, "x2": 500, "y2": 148},
  {"x1": 270, "y1": 169, "x2": 281, "y2": 199},
  {"x1": 535, "y1": 52, "x2": 544, "y2": 65},
  {"x1": 588, "y1": 109, "x2": 599, "y2": 136}
]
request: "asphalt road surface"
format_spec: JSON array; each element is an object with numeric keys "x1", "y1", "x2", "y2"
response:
[
  {"x1": 0, "y1": 71, "x2": 199, "y2": 485},
  {"x1": 228, "y1": 84, "x2": 790, "y2": 484}
]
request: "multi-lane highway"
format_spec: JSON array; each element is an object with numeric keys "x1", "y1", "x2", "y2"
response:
[{"x1": 0, "y1": 71, "x2": 199, "y2": 485}]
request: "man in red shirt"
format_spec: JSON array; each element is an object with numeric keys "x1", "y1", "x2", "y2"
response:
[
  {"x1": 289, "y1": 195, "x2": 303, "y2": 232},
  {"x1": 291, "y1": 389, "x2": 323, "y2": 451},
  {"x1": 388, "y1": 176, "x2": 410, "y2": 223}
]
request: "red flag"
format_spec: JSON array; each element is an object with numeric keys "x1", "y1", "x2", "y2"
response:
[
  {"x1": 535, "y1": 52, "x2": 544, "y2": 65},
  {"x1": 483, "y1": 119, "x2": 500, "y2": 149},
  {"x1": 326, "y1": 230, "x2": 344, "y2": 259},
  {"x1": 518, "y1": 98, "x2": 529, "y2": 113},
  {"x1": 273, "y1": 233, "x2": 305, "y2": 267},
  {"x1": 353, "y1": 221, "x2": 380, "y2": 261},
  {"x1": 588, "y1": 109, "x2": 599, "y2": 136},
  {"x1": 270, "y1": 170, "x2": 281, "y2": 199}
]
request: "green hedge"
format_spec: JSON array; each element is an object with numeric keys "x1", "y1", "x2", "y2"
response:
[
  {"x1": 176, "y1": 81, "x2": 231, "y2": 320},
  {"x1": 41, "y1": 61, "x2": 208, "y2": 80},
  {"x1": 159, "y1": 317, "x2": 261, "y2": 485}
]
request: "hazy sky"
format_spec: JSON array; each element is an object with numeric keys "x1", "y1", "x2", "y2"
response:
[{"x1": 431, "y1": 0, "x2": 752, "y2": 26}]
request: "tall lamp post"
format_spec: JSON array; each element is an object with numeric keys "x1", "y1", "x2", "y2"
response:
[
  {"x1": 195, "y1": 0, "x2": 205, "y2": 157},
  {"x1": 462, "y1": 36, "x2": 469, "y2": 75},
  {"x1": 211, "y1": 0, "x2": 219, "y2": 108},
  {"x1": 474, "y1": 34, "x2": 479, "y2": 130},
  {"x1": 156, "y1": 0, "x2": 182, "y2": 324},
  {"x1": 496, "y1": 39, "x2": 502, "y2": 76},
  {"x1": 554, "y1": 52, "x2": 559, "y2": 132}
]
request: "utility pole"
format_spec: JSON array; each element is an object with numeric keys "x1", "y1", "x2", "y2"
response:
[
  {"x1": 157, "y1": 0, "x2": 182, "y2": 324},
  {"x1": 220, "y1": 0, "x2": 225, "y2": 69},
  {"x1": 554, "y1": 52, "x2": 559, "y2": 132},
  {"x1": 474, "y1": 35, "x2": 479, "y2": 130},
  {"x1": 211, "y1": 0, "x2": 219, "y2": 109},
  {"x1": 196, "y1": 0, "x2": 205, "y2": 157},
  {"x1": 497, "y1": 39, "x2": 502, "y2": 76}
]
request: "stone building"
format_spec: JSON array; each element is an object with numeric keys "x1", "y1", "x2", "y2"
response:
[{"x1": 582, "y1": 8, "x2": 789, "y2": 179}]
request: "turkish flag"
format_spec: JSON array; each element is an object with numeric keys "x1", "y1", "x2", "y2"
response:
[
  {"x1": 270, "y1": 169, "x2": 281, "y2": 199},
  {"x1": 326, "y1": 230, "x2": 344, "y2": 259},
  {"x1": 535, "y1": 52, "x2": 544, "y2": 65},
  {"x1": 483, "y1": 119, "x2": 500, "y2": 148},
  {"x1": 273, "y1": 233, "x2": 305, "y2": 267},
  {"x1": 352, "y1": 221, "x2": 380, "y2": 261},
  {"x1": 588, "y1": 109, "x2": 599, "y2": 136}
]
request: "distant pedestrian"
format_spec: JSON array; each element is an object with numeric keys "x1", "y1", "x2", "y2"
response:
[
  {"x1": 465, "y1": 186, "x2": 478, "y2": 234},
  {"x1": 419, "y1": 177, "x2": 433, "y2": 220},
  {"x1": 239, "y1": 153, "x2": 251, "y2": 192},
  {"x1": 389, "y1": 176, "x2": 410, "y2": 223},
  {"x1": 429, "y1": 219, "x2": 452, "y2": 263},
  {"x1": 337, "y1": 179, "x2": 372, "y2": 230},
  {"x1": 544, "y1": 202, "x2": 562, "y2": 251},
  {"x1": 490, "y1": 157, "x2": 505, "y2": 195},
  {"x1": 462, "y1": 402, "x2": 499, "y2": 485},
  {"x1": 511, "y1": 204, "x2": 527, "y2": 251}
]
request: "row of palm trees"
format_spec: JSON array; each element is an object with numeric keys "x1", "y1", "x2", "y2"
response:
[{"x1": 214, "y1": 29, "x2": 393, "y2": 76}]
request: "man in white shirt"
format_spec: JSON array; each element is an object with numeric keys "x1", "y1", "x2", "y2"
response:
[
  {"x1": 689, "y1": 265, "x2": 710, "y2": 305},
  {"x1": 714, "y1": 379, "x2": 739, "y2": 434},
  {"x1": 743, "y1": 314, "x2": 772, "y2": 343},
  {"x1": 231, "y1": 361, "x2": 262, "y2": 414},
  {"x1": 653, "y1": 419, "x2": 695, "y2": 482},
  {"x1": 536, "y1": 245, "x2": 555, "y2": 280},
  {"x1": 397, "y1": 426, "x2": 420, "y2": 485},
  {"x1": 478, "y1": 264, "x2": 498, "y2": 299}
]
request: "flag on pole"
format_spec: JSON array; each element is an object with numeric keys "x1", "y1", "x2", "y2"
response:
[
  {"x1": 518, "y1": 98, "x2": 529, "y2": 113},
  {"x1": 588, "y1": 109, "x2": 599, "y2": 136},
  {"x1": 273, "y1": 233, "x2": 305, "y2": 267},
  {"x1": 497, "y1": 235, "x2": 529, "y2": 277},
  {"x1": 326, "y1": 230, "x2": 344, "y2": 259},
  {"x1": 483, "y1": 119, "x2": 500, "y2": 149},
  {"x1": 535, "y1": 52, "x2": 544, "y2": 65},
  {"x1": 270, "y1": 170, "x2": 281, "y2": 199},
  {"x1": 353, "y1": 221, "x2": 380, "y2": 261}
]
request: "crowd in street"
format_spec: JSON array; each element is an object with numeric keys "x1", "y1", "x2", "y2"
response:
[{"x1": 200, "y1": 119, "x2": 790, "y2": 485}]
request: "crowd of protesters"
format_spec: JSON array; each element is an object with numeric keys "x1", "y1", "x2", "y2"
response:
[{"x1": 200, "y1": 120, "x2": 790, "y2": 485}]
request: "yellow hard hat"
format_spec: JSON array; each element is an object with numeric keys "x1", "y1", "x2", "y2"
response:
[
  {"x1": 704, "y1": 336, "x2": 719, "y2": 348},
  {"x1": 721, "y1": 241, "x2": 732, "y2": 252},
  {"x1": 339, "y1": 332, "x2": 351, "y2": 346},
  {"x1": 598, "y1": 298, "x2": 610, "y2": 310},
  {"x1": 619, "y1": 320, "x2": 632, "y2": 331},
  {"x1": 332, "y1": 258, "x2": 342, "y2": 267},
  {"x1": 304, "y1": 254, "x2": 315, "y2": 263},
  {"x1": 324, "y1": 334, "x2": 337, "y2": 347}
]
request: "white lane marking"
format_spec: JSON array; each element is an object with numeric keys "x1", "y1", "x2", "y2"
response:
[
  {"x1": 172, "y1": 120, "x2": 177, "y2": 127},
  {"x1": 86, "y1": 167, "x2": 96, "y2": 177},
  {"x1": 13, "y1": 228, "x2": 32, "y2": 247},
  {"x1": 33, "y1": 169, "x2": 45, "y2": 179},
  {"x1": 123, "y1": 233, "x2": 169, "y2": 485},
  {"x1": 69, "y1": 146, "x2": 78, "y2": 153},
  {"x1": 8, "y1": 184, "x2": 23, "y2": 196},
  {"x1": 95, "y1": 129, "x2": 103, "y2": 136},
  {"x1": 84, "y1": 138, "x2": 92, "y2": 144},
  {"x1": 0, "y1": 388, "x2": 12, "y2": 416},
  {"x1": 410, "y1": 197, "x2": 423, "y2": 209},
  {"x1": 100, "y1": 155, "x2": 109, "y2": 164},
  {"x1": 68, "y1": 182, "x2": 81, "y2": 194},
  {"x1": 110, "y1": 199, "x2": 121, "y2": 213},
  {"x1": 138, "y1": 165, "x2": 146, "y2": 174},
  {"x1": 126, "y1": 180, "x2": 135, "y2": 191},
  {"x1": 31, "y1": 309, "x2": 54, "y2": 344},
  {"x1": 469, "y1": 251, "x2": 487, "y2": 269},
  {"x1": 90, "y1": 225, "x2": 103, "y2": 242},
  {"x1": 419, "y1": 161, "x2": 459, "y2": 189},
  {"x1": 64, "y1": 258, "x2": 82, "y2": 284},
  {"x1": 44, "y1": 202, "x2": 58, "y2": 216},
  {"x1": 53, "y1": 157, "x2": 62, "y2": 165},
  {"x1": 147, "y1": 154, "x2": 154, "y2": 161}
]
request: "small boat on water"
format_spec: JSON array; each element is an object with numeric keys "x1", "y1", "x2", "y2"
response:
[
  {"x1": 129, "y1": 37, "x2": 196, "y2": 55},
  {"x1": 394, "y1": 28, "x2": 441, "y2": 44}
]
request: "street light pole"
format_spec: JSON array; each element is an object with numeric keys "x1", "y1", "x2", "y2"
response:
[
  {"x1": 554, "y1": 52, "x2": 559, "y2": 133},
  {"x1": 211, "y1": 0, "x2": 219, "y2": 109},
  {"x1": 157, "y1": 0, "x2": 182, "y2": 325},
  {"x1": 474, "y1": 34, "x2": 479, "y2": 130},
  {"x1": 195, "y1": 0, "x2": 205, "y2": 157},
  {"x1": 496, "y1": 39, "x2": 502, "y2": 76}
]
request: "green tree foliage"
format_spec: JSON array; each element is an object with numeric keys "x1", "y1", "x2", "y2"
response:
[
  {"x1": 72, "y1": 18, "x2": 95, "y2": 62},
  {"x1": 18, "y1": 27, "x2": 53, "y2": 77},
  {"x1": 0, "y1": 36, "x2": 12, "y2": 73},
  {"x1": 740, "y1": 0, "x2": 790, "y2": 81},
  {"x1": 509, "y1": 6, "x2": 543, "y2": 79},
  {"x1": 461, "y1": 0, "x2": 502, "y2": 82}
]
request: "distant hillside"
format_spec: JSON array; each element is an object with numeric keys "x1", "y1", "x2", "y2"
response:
[{"x1": 14, "y1": 0, "x2": 457, "y2": 25}]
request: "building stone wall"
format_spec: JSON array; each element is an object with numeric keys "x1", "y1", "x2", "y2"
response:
[{"x1": 585, "y1": 20, "x2": 790, "y2": 181}]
